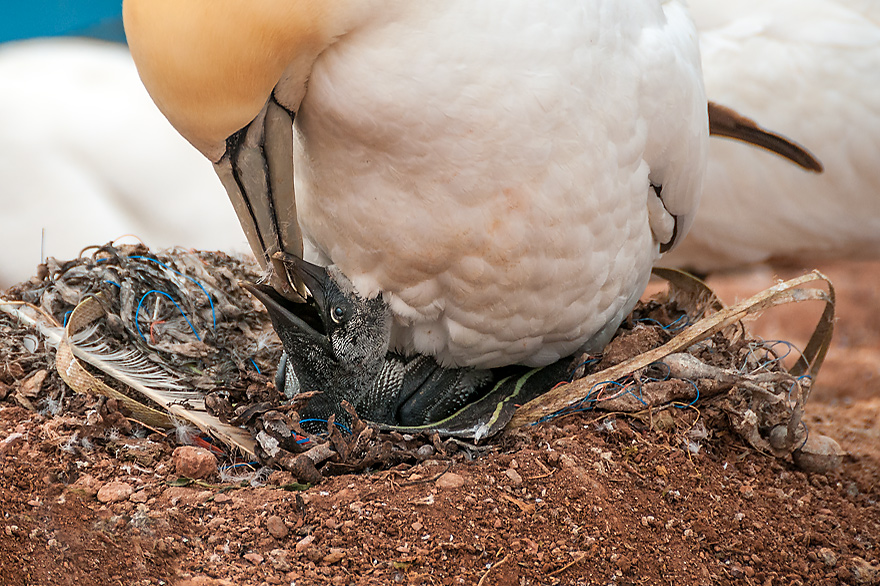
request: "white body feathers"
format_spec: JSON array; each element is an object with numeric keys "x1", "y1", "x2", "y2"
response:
[{"x1": 293, "y1": 1, "x2": 707, "y2": 367}]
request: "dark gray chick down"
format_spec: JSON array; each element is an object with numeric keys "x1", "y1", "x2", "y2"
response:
[{"x1": 243, "y1": 257, "x2": 572, "y2": 437}]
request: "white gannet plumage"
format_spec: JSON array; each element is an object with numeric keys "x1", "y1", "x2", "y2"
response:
[
  {"x1": 290, "y1": 2, "x2": 709, "y2": 368},
  {"x1": 123, "y1": 0, "x2": 709, "y2": 368},
  {"x1": 664, "y1": 0, "x2": 880, "y2": 272},
  {"x1": 0, "y1": 38, "x2": 246, "y2": 288}
]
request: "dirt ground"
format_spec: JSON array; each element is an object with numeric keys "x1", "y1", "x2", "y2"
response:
[{"x1": 1, "y1": 259, "x2": 878, "y2": 586}]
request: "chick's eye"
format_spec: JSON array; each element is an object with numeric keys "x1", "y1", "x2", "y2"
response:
[{"x1": 331, "y1": 305, "x2": 346, "y2": 323}]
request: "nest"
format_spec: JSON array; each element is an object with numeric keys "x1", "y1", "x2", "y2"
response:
[{"x1": 0, "y1": 244, "x2": 836, "y2": 483}]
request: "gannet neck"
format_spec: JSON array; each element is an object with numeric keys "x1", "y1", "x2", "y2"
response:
[{"x1": 123, "y1": 0, "x2": 376, "y2": 161}]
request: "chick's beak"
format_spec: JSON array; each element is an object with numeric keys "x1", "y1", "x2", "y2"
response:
[{"x1": 241, "y1": 281, "x2": 330, "y2": 353}]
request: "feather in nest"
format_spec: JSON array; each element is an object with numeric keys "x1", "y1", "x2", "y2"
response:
[
  {"x1": 62, "y1": 311, "x2": 256, "y2": 456},
  {"x1": 0, "y1": 296, "x2": 256, "y2": 456}
]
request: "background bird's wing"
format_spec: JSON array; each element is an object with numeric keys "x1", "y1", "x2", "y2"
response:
[{"x1": 708, "y1": 101, "x2": 823, "y2": 172}]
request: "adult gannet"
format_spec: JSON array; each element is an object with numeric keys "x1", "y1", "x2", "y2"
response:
[
  {"x1": 123, "y1": 0, "x2": 710, "y2": 370},
  {"x1": 122, "y1": 1, "x2": 812, "y2": 369},
  {"x1": 664, "y1": 0, "x2": 880, "y2": 271}
]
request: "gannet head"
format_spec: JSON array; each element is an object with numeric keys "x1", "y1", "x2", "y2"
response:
[
  {"x1": 124, "y1": 0, "x2": 379, "y2": 296},
  {"x1": 123, "y1": 0, "x2": 372, "y2": 161},
  {"x1": 242, "y1": 257, "x2": 392, "y2": 430}
]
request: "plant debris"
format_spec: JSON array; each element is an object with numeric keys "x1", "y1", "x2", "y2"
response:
[{"x1": 0, "y1": 244, "x2": 838, "y2": 486}]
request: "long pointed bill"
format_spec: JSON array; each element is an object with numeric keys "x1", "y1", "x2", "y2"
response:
[
  {"x1": 214, "y1": 99, "x2": 305, "y2": 299},
  {"x1": 240, "y1": 281, "x2": 330, "y2": 354}
]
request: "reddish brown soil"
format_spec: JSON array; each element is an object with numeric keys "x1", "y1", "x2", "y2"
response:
[{"x1": 2, "y1": 259, "x2": 879, "y2": 586}]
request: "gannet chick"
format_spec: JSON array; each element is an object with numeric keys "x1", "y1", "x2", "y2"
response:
[
  {"x1": 242, "y1": 258, "x2": 391, "y2": 429},
  {"x1": 243, "y1": 257, "x2": 497, "y2": 430}
]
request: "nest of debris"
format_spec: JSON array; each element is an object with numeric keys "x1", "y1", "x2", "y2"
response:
[{"x1": 0, "y1": 244, "x2": 838, "y2": 484}]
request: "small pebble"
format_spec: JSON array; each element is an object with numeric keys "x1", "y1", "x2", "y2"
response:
[
  {"x1": 769, "y1": 425, "x2": 796, "y2": 451},
  {"x1": 173, "y1": 446, "x2": 219, "y2": 479},
  {"x1": 505, "y1": 468, "x2": 523, "y2": 486},
  {"x1": 435, "y1": 472, "x2": 465, "y2": 490},
  {"x1": 295, "y1": 534, "x2": 315, "y2": 553},
  {"x1": 322, "y1": 548, "x2": 345, "y2": 564},
  {"x1": 130, "y1": 490, "x2": 149, "y2": 504},
  {"x1": 70, "y1": 474, "x2": 101, "y2": 499},
  {"x1": 244, "y1": 552, "x2": 264, "y2": 566},
  {"x1": 97, "y1": 482, "x2": 134, "y2": 504},
  {"x1": 266, "y1": 516, "x2": 289, "y2": 539},
  {"x1": 268, "y1": 549, "x2": 291, "y2": 572},
  {"x1": 793, "y1": 434, "x2": 844, "y2": 474},
  {"x1": 819, "y1": 548, "x2": 838, "y2": 568}
]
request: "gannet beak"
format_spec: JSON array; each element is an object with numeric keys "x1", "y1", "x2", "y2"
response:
[
  {"x1": 215, "y1": 100, "x2": 305, "y2": 299},
  {"x1": 241, "y1": 281, "x2": 331, "y2": 354},
  {"x1": 123, "y1": 0, "x2": 361, "y2": 302}
]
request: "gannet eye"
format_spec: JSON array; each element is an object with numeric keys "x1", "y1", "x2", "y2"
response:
[{"x1": 331, "y1": 305, "x2": 346, "y2": 323}]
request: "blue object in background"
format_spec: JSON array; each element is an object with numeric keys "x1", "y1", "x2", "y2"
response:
[{"x1": 1, "y1": 0, "x2": 125, "y2": 44}]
